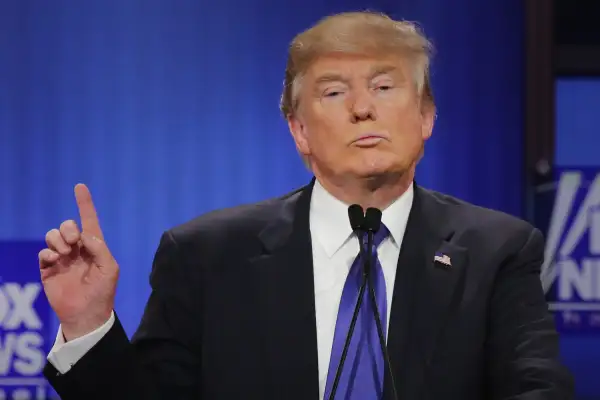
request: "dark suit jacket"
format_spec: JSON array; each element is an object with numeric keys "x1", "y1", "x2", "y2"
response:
[{"x1": 44, "y1": 180, "x2": 574, "y2": 399}]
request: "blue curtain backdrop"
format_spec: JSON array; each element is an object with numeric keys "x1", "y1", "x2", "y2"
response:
[{"x1": 0, "y1": 0, "x2": 524, "y2": 338}]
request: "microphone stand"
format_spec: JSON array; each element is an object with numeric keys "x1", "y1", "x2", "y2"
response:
[
  {"x1": 364, "y1": 228, "x2": 399, "y2": 400},
  {"x1": 327, "y1": 229, "x2": 370, "y2": 400},
  {"x1": 329, "y1": 205, "x2": 398, "y2": 400}
]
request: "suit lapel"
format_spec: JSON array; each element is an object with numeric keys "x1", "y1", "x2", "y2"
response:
[
  {"x1": 247, "y1": 180, "x2": 468, "y2": 399},
  {"x1": 249, "y1": 179, "x2": 320, "y2": 400},
  {"x1": 384, "y1": 185, "x2": 468, "y2": 399}
]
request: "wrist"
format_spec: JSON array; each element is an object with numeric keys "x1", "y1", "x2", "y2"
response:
[{"x1": 61, "y1": 310, "x2": 112, "y2": 342}]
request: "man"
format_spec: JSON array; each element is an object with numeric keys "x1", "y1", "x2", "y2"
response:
[{"x1": 39, "y1": 11, "x2": 573, "y2": 400}]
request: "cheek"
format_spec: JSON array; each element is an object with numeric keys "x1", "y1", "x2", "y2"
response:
[
  {"x1": 386, "y1": 103, "x2": 422, "y2": 134},
  {"x1": 307, "y1": 111, "x2": 346, "y2": 146},
  {"x1": 385, "y1": 114, "x2": 424, "y2": 156}
]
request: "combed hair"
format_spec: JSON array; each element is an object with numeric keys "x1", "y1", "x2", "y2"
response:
[{"x1": 280, "y1": 11, "x2": 435, "y2": 117}]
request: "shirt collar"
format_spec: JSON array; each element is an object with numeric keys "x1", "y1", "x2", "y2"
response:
[{"x1": 309, "y1": 178, "x2": 414, "y2": 258}]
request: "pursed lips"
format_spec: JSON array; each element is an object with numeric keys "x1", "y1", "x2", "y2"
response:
[{"x1": 351, "y1": 132, "x2": 390, "y2": 145}]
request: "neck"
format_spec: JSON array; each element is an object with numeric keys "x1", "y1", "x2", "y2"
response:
[{"x1": 315, "y1": 169, "x2": 414, "y2": 210}]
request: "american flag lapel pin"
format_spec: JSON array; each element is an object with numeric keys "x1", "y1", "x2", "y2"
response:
[{"x1": 434, "y1": 252, "x2": 452, "y2": 268}]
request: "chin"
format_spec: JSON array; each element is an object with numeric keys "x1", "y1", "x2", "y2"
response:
[
  {"x1": 359, "y1": 155, "x2": 399, "y2": 174},
  {"x1": 353, "y1": 165, "x2": 396, "y2": 179},
  {"x1": 352, "y1": 157, "x2": 412, "y2": 180}
]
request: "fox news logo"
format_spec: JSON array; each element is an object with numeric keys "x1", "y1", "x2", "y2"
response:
[
  {"x1": 0, "y1": 242, "x2": 51, "y2": 399},
  {"x1": 541, "y1": 169, "x2": 600, "y2": 332}
]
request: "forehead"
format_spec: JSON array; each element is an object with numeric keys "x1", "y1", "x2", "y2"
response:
[{"x1": 304, "y1": 53, "x2": 409, "y2": 82}]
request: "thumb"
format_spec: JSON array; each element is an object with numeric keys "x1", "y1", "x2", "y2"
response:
[{"x1": 80, "y1": 232, "x2": 114, "y2": 268}]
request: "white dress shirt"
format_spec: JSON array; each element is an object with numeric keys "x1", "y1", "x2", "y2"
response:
[
  {"x1": 47, "y1": 179, "x2": 414, "y2": 399},
  {"x1": 309, "y1": 180, "x2": 413, "y2": 398}
]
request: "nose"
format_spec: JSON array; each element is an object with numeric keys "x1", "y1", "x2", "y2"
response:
[{"x1": 349, "y1": 89, "x2": 377, "y2": 123}]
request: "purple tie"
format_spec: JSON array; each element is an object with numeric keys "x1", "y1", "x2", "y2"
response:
[{"x1": 324, "y1": 224, "x2": 390, "y2": 400}]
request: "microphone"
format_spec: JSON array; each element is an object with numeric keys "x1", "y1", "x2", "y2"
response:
[
  {"x1": 327, "y1": 205, "x2": 368, "y2": 400},
  {"x1": 328, "y1": 205, "x2": 398, "y2": 400},
  {"x1": 363, "y1": 208, "x2": 399, "y2": 400},
  {"x1": 348, "y1": 204, "x2": 364, "y2": 231},
  {"x1": 362, "y1": 208, "x2": 381, "y2": 277}
]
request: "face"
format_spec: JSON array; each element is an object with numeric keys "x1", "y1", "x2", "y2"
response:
[{"x1": 288, "y1": 53, "x2": 435, "y2": 182}]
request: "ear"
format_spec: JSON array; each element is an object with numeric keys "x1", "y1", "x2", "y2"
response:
[
  {"x1": 420, "y1": 102, "x2": 436, "y2": 141},
  {"x1": 287, "y1": 114, "x2": 311, "y2": 156}
]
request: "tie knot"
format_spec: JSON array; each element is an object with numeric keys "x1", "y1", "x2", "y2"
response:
[{"x1": 362, "y1": 223, "x2": 390, "y2": 248}]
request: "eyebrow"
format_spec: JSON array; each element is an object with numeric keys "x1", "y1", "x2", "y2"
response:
[
  {"x1": 314, "y1": 73, "x2": 348, "y2": 85},
  {"x1": 313, "y1": 65, "x2": 399, "y2": 86},
  {"x1": 368, "y1": 65, "x2": 398, "y2": 79}
]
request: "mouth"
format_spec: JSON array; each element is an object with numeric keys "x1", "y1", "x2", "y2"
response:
[{"x1": 352, "y1": 134, "x2": 388, "y2": 148}]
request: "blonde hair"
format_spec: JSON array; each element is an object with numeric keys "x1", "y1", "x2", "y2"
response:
[{"x1": 280, "y1": 11, "x2": 435, "y2": 118}]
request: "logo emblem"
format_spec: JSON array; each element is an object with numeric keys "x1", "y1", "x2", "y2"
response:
[
  {"x1": 0, "y1": 241, "x2": 51, "y2": 399},
  {"x1": 541, "y1": 169, "x2": 600, "y2": 332}
]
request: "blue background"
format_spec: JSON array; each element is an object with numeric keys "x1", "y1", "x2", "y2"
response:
[
  {"x1": 553, "y1": 78, "x2": 600, "y2": 398},
  {"x1": 556, "y1": 78, "x2": 600, "y2": 167},
  {"x1": 0, "y1": 241, "x2": 51, "y2": 398},
  {"x1": 0, "y1": 241, "x2": 51, "y2": 376},
  {"x1": 0, "y1": 0, "x2": 524, "y2": 337},
  {"x1": 13, "y1": 0, "x2": 600, "y2": 397}
]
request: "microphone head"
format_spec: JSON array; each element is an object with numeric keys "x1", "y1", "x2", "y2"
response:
[
  {"x1": 364, "y1": 207, "x2": 382, "y2": 232},
  {"x1": 347, "y1": 204, "x2": 364, "y2": 231}
]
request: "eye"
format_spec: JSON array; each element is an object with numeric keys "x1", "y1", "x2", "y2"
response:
[
  {"x1": 375, "y1": 85, "x2": 393, "y2": 91},
  {"x1": 323, "y1": 90, "x2": 344, "y2": 98}
]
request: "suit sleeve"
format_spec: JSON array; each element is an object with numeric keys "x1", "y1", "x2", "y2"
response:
[
  {"x1": 47, "y1": 311, "x2": 116, "y2": 374},
  {"x1": 487, "y1": 226, "x2": 575, "y2": 400},
  {"x1": 43, "y1": 230, "x2": 203, "y2": 400}
]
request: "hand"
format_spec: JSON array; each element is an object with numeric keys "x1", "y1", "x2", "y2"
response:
[{"x1": 39, "y1": 184, "x2": 119, "y2": 341}]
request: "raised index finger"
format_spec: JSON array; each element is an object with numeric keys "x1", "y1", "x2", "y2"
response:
[{"x1": 74, "y1": 183, "x2": 104, "y2": 240}]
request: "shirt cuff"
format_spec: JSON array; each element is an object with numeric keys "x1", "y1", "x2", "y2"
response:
[{"x1": 46, "y1": 311, "x2": 116, "y2": 374}]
